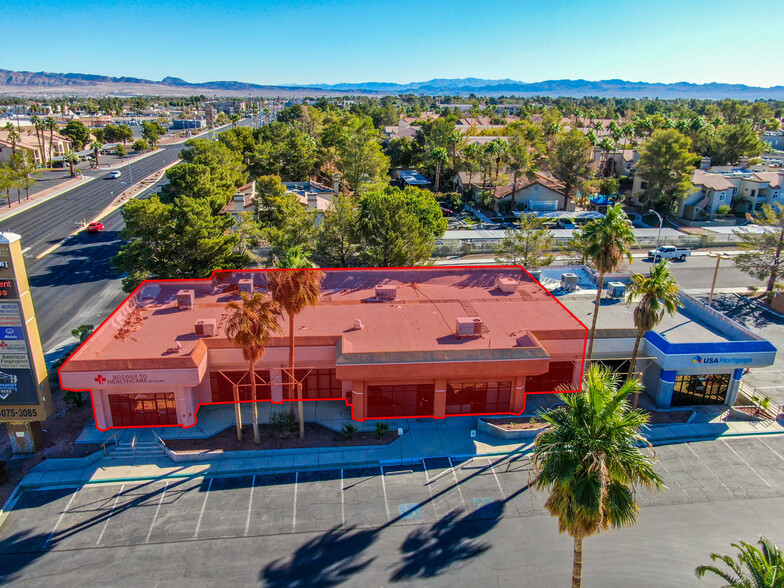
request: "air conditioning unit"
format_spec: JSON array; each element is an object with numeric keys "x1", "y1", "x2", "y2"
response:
[
  {"x1": 375, "y1": 285, "x2": 397, "y2": 300},
  {"x1": 527, "y1": 269, "x2": 542, "y2": 282},
  {"x1": 237, "y1": 278, "x2": 254, "y2": 295},
  {"x1": 496, "y1": 277, "x2": 519, "y2": 293},
  {"x1": 455, "y1": 316, "x2": 483, "y2": 338},
  {"x1": 560, "y1": 273, "x2": 579, "y2": 291},
  {"x1": 176, "y1": 289, "x2": 195, "y2": 310},
  {"x1": 606, "y1": 282, "x2": 626, "y2": 299},
  {"x1": 194, "y1": 318, "x2": 217, "y2": 336}
]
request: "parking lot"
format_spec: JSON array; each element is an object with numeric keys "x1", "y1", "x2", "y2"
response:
[{"x1": 2, "y1": 435, "x2": 784, "y2": 560}]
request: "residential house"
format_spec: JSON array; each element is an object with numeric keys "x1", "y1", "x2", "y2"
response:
[
  {"x1": 592, "y1": 148, "x2": 639, "y2": 177},
  {"x1": 0, "y1": 127, "x2": 72, "y2": 166},
  {"x1": 455, "y1": 170, "x2": 571, "y2": 213}
]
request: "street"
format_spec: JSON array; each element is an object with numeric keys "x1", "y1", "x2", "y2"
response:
[{"x1": 1, "y1": 435, "x2": 783, "y2": 586}]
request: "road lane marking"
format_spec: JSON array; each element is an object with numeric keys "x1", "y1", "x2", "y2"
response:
[
  {"x1": 486, "y1": 457, "x2": 507, "y2": 500},
  {"x1": 685, "y1": 443, "x2": 732, "y2": 496},
  {"x1": 380, "y1": 466, "x2": 391, "y2": 521},
  {"x1": 722, "y1": 440, "x2": 772, "y2": 488},
  {"x1": 97, "y1": 484, "x2": 124, "y2": 545},
  {"x1": 448, "y1": 457, "x2": 468, "y2": 511},
  {"x1": 43, "y1": 487, "x2": 80, "y2": 549},
  {"x1": 244, "y1": 475, "x2": 256, "y2": 537},
  {"x1": 146, "y1": 481, "x2": 168, "y2": 543},
  {"x1": 340, "y1": 469, "x2": 345, "y2": 526},
  {"x1": 193, "y1": 478, "x2": 212, "y2": 539},
  {"x1": 655, "y1": 460, "x2": 689, "y2": 498},
  {"x1": 292, "y1": 472, "x2": 299, "y2": 531},
  {"x1": 758, "y1": 438, "x2": 784, "y2": 462}
]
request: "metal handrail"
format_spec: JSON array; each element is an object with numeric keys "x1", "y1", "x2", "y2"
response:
[
  {"x1": 101, "y1": 431, "x2": 119, "y2": 456},
  {"x1": 151, "y1": 430, "x2": 166, "y2": 449}
]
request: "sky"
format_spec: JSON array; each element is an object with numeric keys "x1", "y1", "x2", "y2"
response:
[{"x1": 5, "y1": 0, "x2": 784, "y2": 87}]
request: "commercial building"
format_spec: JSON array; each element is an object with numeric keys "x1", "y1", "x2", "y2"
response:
[{"x1": 59, "y1": 267, "x2": 587, "y2": 430}]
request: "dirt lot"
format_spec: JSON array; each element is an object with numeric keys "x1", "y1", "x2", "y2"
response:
[{"x1": 166, "y1": 422, "x2": 397, "y2": 453}]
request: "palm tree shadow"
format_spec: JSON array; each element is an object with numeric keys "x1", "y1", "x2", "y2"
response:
[
  {"x1": 260, "y1": 525, "x2": 377, "y2": 588},
  {"x1": 0, "y1": 531, "x2": 49, "y2": 583},
  {"x1": 389, "y1": 502, "x2": 503, "y2": 582}
]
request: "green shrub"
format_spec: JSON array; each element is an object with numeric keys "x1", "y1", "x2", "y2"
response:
[
  {"x1": 717, "y1": 204, "x2": 732, "y2": 216},
  {"x1": 270, "y1": 410, "x2": 297, "y2": 436},
  {"x1": 374, "y1": 422, "x2": 389, "y2": 439},
  {"x1": 64, "y1": 390, "x2": 84, "y2": 408},
  {"x1": 341, "y1": 423, "x2": 357, "y2": 440}
]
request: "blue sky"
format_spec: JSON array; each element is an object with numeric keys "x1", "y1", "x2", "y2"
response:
[{"x1": 5, "y1": 0, "x2": 783, "y2": 86}]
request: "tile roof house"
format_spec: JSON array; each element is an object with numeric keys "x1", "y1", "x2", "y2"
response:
[
  {"x1": 0, "y1": 127, "x2": 72, "y2": 166},
  {"x1": 455, "y1": 170, "x2": 570, "y2": 213}
]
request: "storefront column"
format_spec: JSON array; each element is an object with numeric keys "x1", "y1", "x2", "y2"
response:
[
  {"x1": 271, "y1": 367, "x2": 284, "y2": 404},
  {"x1": 176, "y1": 387, "x2": 196, "y2": 427},
  {"x1": 511, "y1": 375, "x2": 526, "y2": 413},
  {"x1": 726, "y1": 369, "x2": 744, "y2": 406},
  {"x1": 433, "y1": 379, "x2": 447, "y2": 418},
  {"x1": 656, "y1": 370, "x2": 676, "y2": 408},
  {"x1": 93, "y1": 390, "x2": 109, "y2": 430},
  {"x1": 351, "y1": 381, "x2": 366, "y2": 421}
]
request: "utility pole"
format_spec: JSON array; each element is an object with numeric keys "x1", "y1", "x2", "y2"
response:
[
  {"x1": 648, "y1": 209, "x2": 663, "y2": 250},
  {"x1": 707, "y1": 252, "x2": 734, "y2": 306}
]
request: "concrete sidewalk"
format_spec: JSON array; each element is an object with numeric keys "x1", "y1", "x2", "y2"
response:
[{"x1": 16, "y1": 400, "x2": 784, "y2": 492}]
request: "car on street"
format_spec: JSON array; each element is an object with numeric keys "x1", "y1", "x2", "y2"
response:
[
  {"x1": 109, "y1": 170, "x2": 121, "y2": 179},
  {"x1": 87, "y1": 222, "x2": 104, "y2": 232},
  {"x1": 648, "y1": 245, "x2": 690, "y2": 262}
]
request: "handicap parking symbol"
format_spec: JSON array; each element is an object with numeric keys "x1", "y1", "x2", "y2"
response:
[{"x1": 398, "y1": 503, "x2": 422, "y2": 520}]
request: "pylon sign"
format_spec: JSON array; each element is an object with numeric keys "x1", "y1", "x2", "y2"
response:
[{"x1": 0, "y1": 233, "x2": 52, "y2": 430}]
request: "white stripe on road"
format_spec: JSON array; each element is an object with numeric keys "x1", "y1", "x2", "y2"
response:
[
  {"x1": 146, "y1": 481, "x2": 168, "y2": 543},
  {"x1": 486, "y1": 457, "x2": 507, "y2": 500},
  {"x1": 340, "y1": 469, "x2": 345, "y2": 526},
  {"x1": 244, "y1": 475, "x2": 256, "y2": 537},
  {"x1": 380, "y1": 466, "x2": 391, "y2": 521},
  {"x1": 21, "y1": 247, "x2": 30, "y2": 254},
  {"x1": 655, "y1": 460, "x2": 689, "y2": 499},
  {"x1": 758, "y1": 438, "x2": 784, "y2": 462},
  {"x1": 722, "y1": 440, "x2": 772, "y2": 488},
  {"x1": 97, "y1": 484, "x2": 124, "y2": 545},
  {"x1": 447, "y1": 457, "x2": 468, "y2": 511},
  {"x1": 43, "y1": 487, "x2": 80, "y2": 549},
  {"x1": 292, "y1": 472, "x2": 299, "y2": 531},
  {"x1": 193, "y1": 478, "x2": 212, "y2": 539}
]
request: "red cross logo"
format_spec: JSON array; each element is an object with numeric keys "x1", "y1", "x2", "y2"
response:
[
  {"x1": 95, "y1": 375, "x2": 107, "y2": 384},
  {"x1": 0, "y1": 341, "x2": 7, "y2": 349}
]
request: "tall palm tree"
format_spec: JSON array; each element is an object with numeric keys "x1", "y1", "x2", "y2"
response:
[
  {"x1": 44, "y1": 117, "x2": 58, "y2": 167},
  {"x1": 533, "y1": 365, "x2": 664, "y2": 588},
  {"x1": 267, "y1": 248, "x2": 325, "y2": 438},
  {"x1": 30, "y1": 115, "x2": 46, "y2": 168},
  {"x1": 430, "y1": 146, "x2": 448, "y2": 194},
  {"x1": 90, "y1": 140, "x2": 103, "y2": 168},
  {"x1": 3, "y1": 123, "x2": 20, "y2": 155},
  {"x1": 63, "y1": 151, "x2": 79, "y2": 178},
  {"x1": 625, "y1": 262, "x2": 682, "y2": 406},
  {"x1": 696, "y1": 536, "x2": 784, "y2": 587},
  {"x1": 582, "y1": 204, "x2": 637, "y2": 359},
  {"x1": 225, "y1": 292, "x2": 282, "y2": 443}
]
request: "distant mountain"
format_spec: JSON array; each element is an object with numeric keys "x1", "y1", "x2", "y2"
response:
[{"x1": 1, "y1": 69, "x2": 783, "y2": 99}]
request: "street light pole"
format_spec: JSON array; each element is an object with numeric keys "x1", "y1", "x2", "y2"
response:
[
  {"x1": 707, "y1": 252, "x2": 734, "y2": 306},
  {"x1": 649, "y1": 208, "x2": 663, "y2": 250}
]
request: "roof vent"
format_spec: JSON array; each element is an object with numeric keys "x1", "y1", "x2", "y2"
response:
[
  {"x1": 237, "y1": 278, "x2": 254, "y2": 295},
  {"x1": 194, "y1": 318, "x2": 217, "y2": 336},
  {"x1": 353, "y1": 319, "x2": 364, "y2": 330},
  {"x1": 375, "y1": 285, "x2": 397, "y2": 300},
  {"x1": 455, "y1": 316, "x2": 483, "y2": 338},
  {"x1": 176, "y1": 289, "x2": 195, "y2": 310},
  {"x1": 496, "y1": 277, "x2": 518, "y2": 293}
]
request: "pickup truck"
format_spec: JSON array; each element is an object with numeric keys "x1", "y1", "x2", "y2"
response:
[{"x1": 647, "y1": 245, "x2": 691, "y2": 262}]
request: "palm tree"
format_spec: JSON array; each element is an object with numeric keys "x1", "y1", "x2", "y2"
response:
[
  {"x1": 267, "y1": 248, "x2": 325, "y2": 438},
  {"x1": 30, "y1": 115, "x2": 46, "y2": 168},
  {"x1": 582, "y1": 204, "x2": 637, "y2": 359},
  {"x1": 597, "y1": 137, "x2": 616, "y2": 177},
  {"x1": 63, "y1": 150, "x2": 79, "y2": 178},
  {"x1": 533, "y1": 365, "x2": 664, "y2": 588},
  {"x1": 430, "y1": 146, "x2": 448, "y2": 194},
  {"x1": 624, "y1": 262, "x2": 682, "y2": 406},
  {"x1": 696, "y1": 536, "x2": 784, "y2": 587},
  {"x1": 90, "y1": 140, "x2": 103, "y2": 168},
  {"x1": 225, "y1": 292, "x2": 282, "y2": 443},
  {"x1": 44, "y1": 117, "x2": 58, "y2": 167},
  {"x1": 3, "y1": 123, "x2": 20, "y2": 155}
]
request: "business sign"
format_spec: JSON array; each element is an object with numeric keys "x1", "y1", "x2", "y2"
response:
[
  {"x1": 94, "y1": 373, "x2": 166, "y2": 385},
  {"x1": 0, "y1": 368, "x2": 38, "y2": 403},
  {"x1": 0, "y1": 326, "x2": 25, "y2": 340},
  {"x1": 0, "y1": 354, "x2": 30, "y2": 369},
  {"x1": 692, "y1": 355, "x2": 753, "y2": 366},
  {"x1": 0, "y1": 302, "x2": 20, "y2": 315},
  {"x1": 0, "y1": 279, "x2": 18, "y2": 299},
  {"x1": 0, "y1": 340, "x2": 31, "y2": 354}
]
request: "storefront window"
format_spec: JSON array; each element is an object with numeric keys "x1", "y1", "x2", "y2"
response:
[
  {"x1": 526, "y1": 361, "x2": 577, "y2": 393},
  {"x1": 209, "y1": 370, "x2": 271, "y2": 403},
  {"x1": 446, "y1": 381, "x2": 512, "y2": 415},
  {"x1": 672, "y1": 373, "x2": 730, "y2": 406},
  {"x1": 366, "y1": 384, "x2": 434, "y2": 418},
  {"x1": 109, "y1": 393, "x2": 177, "y2": 426},
  {"x1": 291, "y1": 369, "x2": 342, "y2": 399}
]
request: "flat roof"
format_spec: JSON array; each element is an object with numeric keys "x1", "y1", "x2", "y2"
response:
[{"x1": 66, "y1": 268, "x2": 587, "y2": 367}]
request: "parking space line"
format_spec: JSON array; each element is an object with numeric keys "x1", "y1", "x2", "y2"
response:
[
  {"x1": 292, "y1": 472, "x2": 299, "y2": 531},
  {"x1": 722, "y1": 440, "x2": 772, "y2": 488},
  {"x1": 146, "y1": 481, "x2": 168, "y2": 543},
  {"x1": 685, "y1": 443, "x2": 732, "y2": 495},
  {"x1": 340, "y1": 469, "x2": 345, "y2": 526},
  {"x1": 486, "y1": 458, "x2": 507, "y2": 500},
  {"x1": 380, "y1": 466, "x2": 391, "y2": 521},
  {"x1": 43, "y1": 487, "x2": 80, "y2": 550},
  {"x1": 420, "y1": 461, "x2": 441, "y2": 519},
  {"x1": 244, "y1": 475, "x2": 256, "y2": 537},
  {"x1": 193, "y1": 479, "x2": 213, "y2": 539},
  {"x1": 97, "y1": 484, "x2": 124, "y2": 545},
  {"x1": 655, "y1": 460, "x2": 688, "y2": 498},
  {"x1": 447, "y1": 457, "x2": 467, "y2": 511},
  {"x1": 758, "y1": 438, "x2": 784, "y2": 462}
]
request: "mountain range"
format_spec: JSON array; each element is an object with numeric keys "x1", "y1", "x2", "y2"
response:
[{"x1": 2, "y1": 69, "x2": 783, "y2": 99}]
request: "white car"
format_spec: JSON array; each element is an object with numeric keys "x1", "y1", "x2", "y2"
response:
[{"x1": 109, "y1": 170, "x2": 122, "y2": 179}]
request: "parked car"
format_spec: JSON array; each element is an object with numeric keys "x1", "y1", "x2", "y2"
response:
[
  {"x1": 109, "y1": 170, "x2": 121, "y2": 179},
  {"x1": 87, "y1": 222, "x2": 104, "y2": 233},
  {"x1": 648, "y1": 245, "x2": 690, "y2": 262}
]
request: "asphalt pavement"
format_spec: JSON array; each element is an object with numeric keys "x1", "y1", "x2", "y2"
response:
[{"x1": 2, "y1": 436, "x2": 784, "y2": 586}]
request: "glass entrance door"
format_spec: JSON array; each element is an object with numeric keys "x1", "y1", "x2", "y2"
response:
[{"x1": 672, "y1": 373, "x2": 730, "y2": 406}]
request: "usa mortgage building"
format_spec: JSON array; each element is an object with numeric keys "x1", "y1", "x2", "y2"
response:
[{"x1": 60, "y1": 267, "x2": 588, "y2": 430}]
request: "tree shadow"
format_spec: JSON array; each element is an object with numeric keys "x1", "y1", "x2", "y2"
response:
[
  {"x1": 710, "y1": 293, "x2": 784, "y2": 330},
  {"x1": 390, "y1": 502, "x2": 503, "y2": 582},
  {"x1": 260, "y1": 525, "x2": 377, "y2": 588},
  {"x1": 0, "y1": 531, "x2": 49, "y2": 583}
]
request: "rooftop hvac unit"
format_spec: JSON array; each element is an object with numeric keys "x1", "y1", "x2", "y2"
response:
[
  {"x1": 237, "y1": 279, "x2": 254, "y2": 295},
  {"x1": 455, "y1": 316, "x2": 484, "y2": 338},
  {"x1": 194, "y1": 318, "x2": 217, "y2": 337},
  {"x1": 176, "y1": 289, "x2": 195, "y2": 310},
  {"x1": 527, "y1": 269, "x2": 542, "y2": 282},
  {"x1": 496, "y1": 277, "x2": 518, "y2": 293},
  {"x1": 375, "y1": 285, "x2": 397, "y2": 300},
  {"x1": 606, "y1": 282, "x2": 626, "y2": 299},
  {"x1": 560, "y1": 273, "x2": 579, "y2": 291}
]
